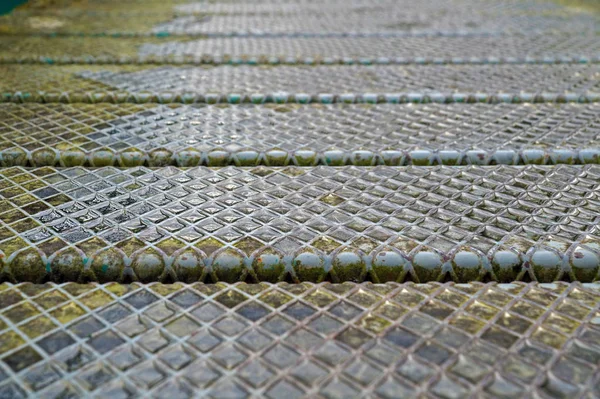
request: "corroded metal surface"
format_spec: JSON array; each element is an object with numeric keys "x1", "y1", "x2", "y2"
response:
[
  {"x1": 0, "y1": 35, "x2": 598, "y2": 64},
  {"x1": 0, "y1": 165, "x2": 599, "y2": 283},
  {"x1": 0, "y1": 282, "x2": 598, "y2": 398},
  {"x1": 1, "y1": 65, "x2": 599, "y2": 104},
  {"x1": 1, "y1": 103, "x2": 600, "y2": 167}
]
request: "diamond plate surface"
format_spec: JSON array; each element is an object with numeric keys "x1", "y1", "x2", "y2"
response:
[
  {"x1": 0, "y1": 35, "x2": 598, "y2": 64},
  {"x1": 1, "y1": 103, "x2": 600, "y2": 167},
  {"x1": 0, "y1": 281, "x2": 598, "y2": 398},
  {"x1": 2, "y1": 64, "x2": 597, "y2": 104},
  {"x1": 0, "y1": 165, "x2": 599, "y2": 283}
]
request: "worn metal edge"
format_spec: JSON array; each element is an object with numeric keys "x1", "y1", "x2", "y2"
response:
[
  {"x1": 0, "y1": 164, "x2": 598, "y2": 284},
  {"x1": 2, "y1": 92, "x2": 599, "y2": 104},
  {"x1": 2, "y1": 148, "x2": 600, "y2": 168},
  {"x1": 2, "y1": 30, "x2": 597, "y2": 38},
  {"x1": 1, "y1": 242, "x2": 599, "y2": 286},
  {"x1": 0, "y1": 55, "x2": 598, "y2": 65}
]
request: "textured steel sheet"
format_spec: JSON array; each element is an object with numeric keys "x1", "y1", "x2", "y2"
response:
[
  {"x1": 1, "y1": 103, "x2": 600, "y2": 167},
  {"x1": 0, "y1": 35, "x2": 599, "y2": 64},
  {"x1": 0, "y1": 281, "x2": 598, "y2": 398},
  {"x1": 1, "y1": 65, "x2": 599, "y2": 104},
  {"x1": 0, "y1": 165, "x2": 599, "y2": 283}
]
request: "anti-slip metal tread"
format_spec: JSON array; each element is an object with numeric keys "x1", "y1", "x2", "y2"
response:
[
  {"x1": 135, "y1": 36, "x2": 600, "y2": 64},
  {"x1": 146, "y1": 13, "x2": 599, "y2": 36},
  {"x1": 0, "y1": 165, "x2": 599, "y2": 283},
  {"x1": 3, "y1": 0, "x2": 598, "y2": 35},
  {"x1": 173, "y1": 0, "x2": 585, "y2": 14},
  {"x1": 0, "y1": 281, "x2": 598, "y2": 398},
  {"x1": 2, "y1": 0, "x2": 599, "y2": 397},
  {"x1": 1, "y1": 35, "x2": 599, "y2": 64},
  {"x1": 1, "y1": 103, "x2": 600, "y2": 167},
  {"x1": 1, "y1": 64, "x2": 599, "y2": 104},
  {"x1": 73, "y1": 65, "x2": 600, "y2": 95}
]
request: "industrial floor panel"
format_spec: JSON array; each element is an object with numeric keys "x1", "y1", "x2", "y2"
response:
[
  {"x1": 1, "y1": 35, "x2": 599, "y2": 64},
  {"x1": 174, "y1": 0, "x2": 591, "y2": 15},
  {"x1": 0, "y1": 165, "x2": 599, "y2": 283},
  {"x1": 3, "y1": 0, "x2": 598, "y2": 35},
  {"x1": 3, "y1": 12, "x2": 597, "y2": 36},
  {"x1": 1, "y1": 103, "x2": 600, "y2": 167},
  {"x1": 2, "y1": 0, "x2": 600, "y2": 397},
  {"x1": 0, "y1": 282, "x2": 598, "y2": 398},
  {"x1": 1, "y1": 65, "x2": 599, "y2": 103}
]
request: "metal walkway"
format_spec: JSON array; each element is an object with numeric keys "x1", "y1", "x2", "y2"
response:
[{"x1": 0, "y1": 0, "x2": 599, "y2": 398}]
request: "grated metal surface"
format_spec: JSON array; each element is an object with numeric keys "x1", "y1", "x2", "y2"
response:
[
  {"x1": 0, "y1": 35, "x2": 599, "y2": 64},
  {"x1": 174, "y1": 0, "x2": 587, "y2": 15},
  {"x1": 2, "y1": 64, "x2": 599, "y2": 104},
  {"x1": 73, "y1": 65, "x2": 600, "y2": 95},
  {"x1": 0, "y1": 282, "x2": 598, "y2": 398},
  {"x1": 135, "y1": 36, "x2": 600, "y2": 63},
  {"x1": 0, "y1": 165, "x2": 599, "y2": 283},
  {"x1": 2, "y1": 0, "x2": 600, "y2": 396},
  {"x1": 1, "y1": 103, "x2": 600, "y2": 167},
  {"x1": 2, "y1": 0, "x2": 598, "y2": 36},
  {"x1": 146, "y1": 13, "x2": 599, "y2": 36}
]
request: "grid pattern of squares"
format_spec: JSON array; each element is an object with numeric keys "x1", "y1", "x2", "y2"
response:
[
  {"x1": 1, "y1": 103, "x2": 600, "y2": 167},
  {"x1": 0, "y1": 165, "x2": 598, "y2": 283},
  {"x1": 0, "y1": 282, "x2": 597, "y2": 398}
]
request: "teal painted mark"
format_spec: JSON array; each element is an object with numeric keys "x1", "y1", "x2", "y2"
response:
[{"x1": 0, "y1": 0, "x2": 28, "y2": 15}]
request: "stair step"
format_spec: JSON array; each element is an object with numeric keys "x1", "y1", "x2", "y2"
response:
[
  {"x1": 0, "y1": 165, "x2": 598, "y2": 283},
  {"x1": 2, "y1": 64, "x2": 599, "y2": 103},
  {"x1": 1, "y1": 103, "x2": 600, "y2": 167}
]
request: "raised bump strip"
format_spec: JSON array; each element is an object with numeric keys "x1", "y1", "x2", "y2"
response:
[
  {"x1": 0, "y1": 165, "x2": 598, "y2": 283},
  {"x1": 3, "y1": 91, "x2": 600, "y2": 104},
  {"x1": 1, "y1": 64, "x2": 600, "y2": 104}
]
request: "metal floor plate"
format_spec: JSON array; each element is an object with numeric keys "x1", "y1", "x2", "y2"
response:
[
  {"x1": 1, "y1": 103, "x2": 600, "y2": 167},
  {"x1": 174, "y1": 0, "x2": 587, "y2": 15},
  {"x1": 3, "y1": 0, "x2": 598, "y2": 35},
  {"x1": 0, "y1": 35, "x2": 599, "y2": 64},
  {"x1": 2, "y1": 0, "x2": 600, "y2": 397},
  {"x1": 1, "y1": 65, "x2": 599, "y2": 104},
  {"x1": 0, "y1": 282, "x2": 598, "y2": 398},
  {"x1": 0, "y1": 165, "x2": 599, "y2": 283}
]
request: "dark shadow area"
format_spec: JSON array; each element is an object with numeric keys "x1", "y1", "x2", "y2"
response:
[{"x1": 0, "y1": 0, "x2": 28, "y2": 15}]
